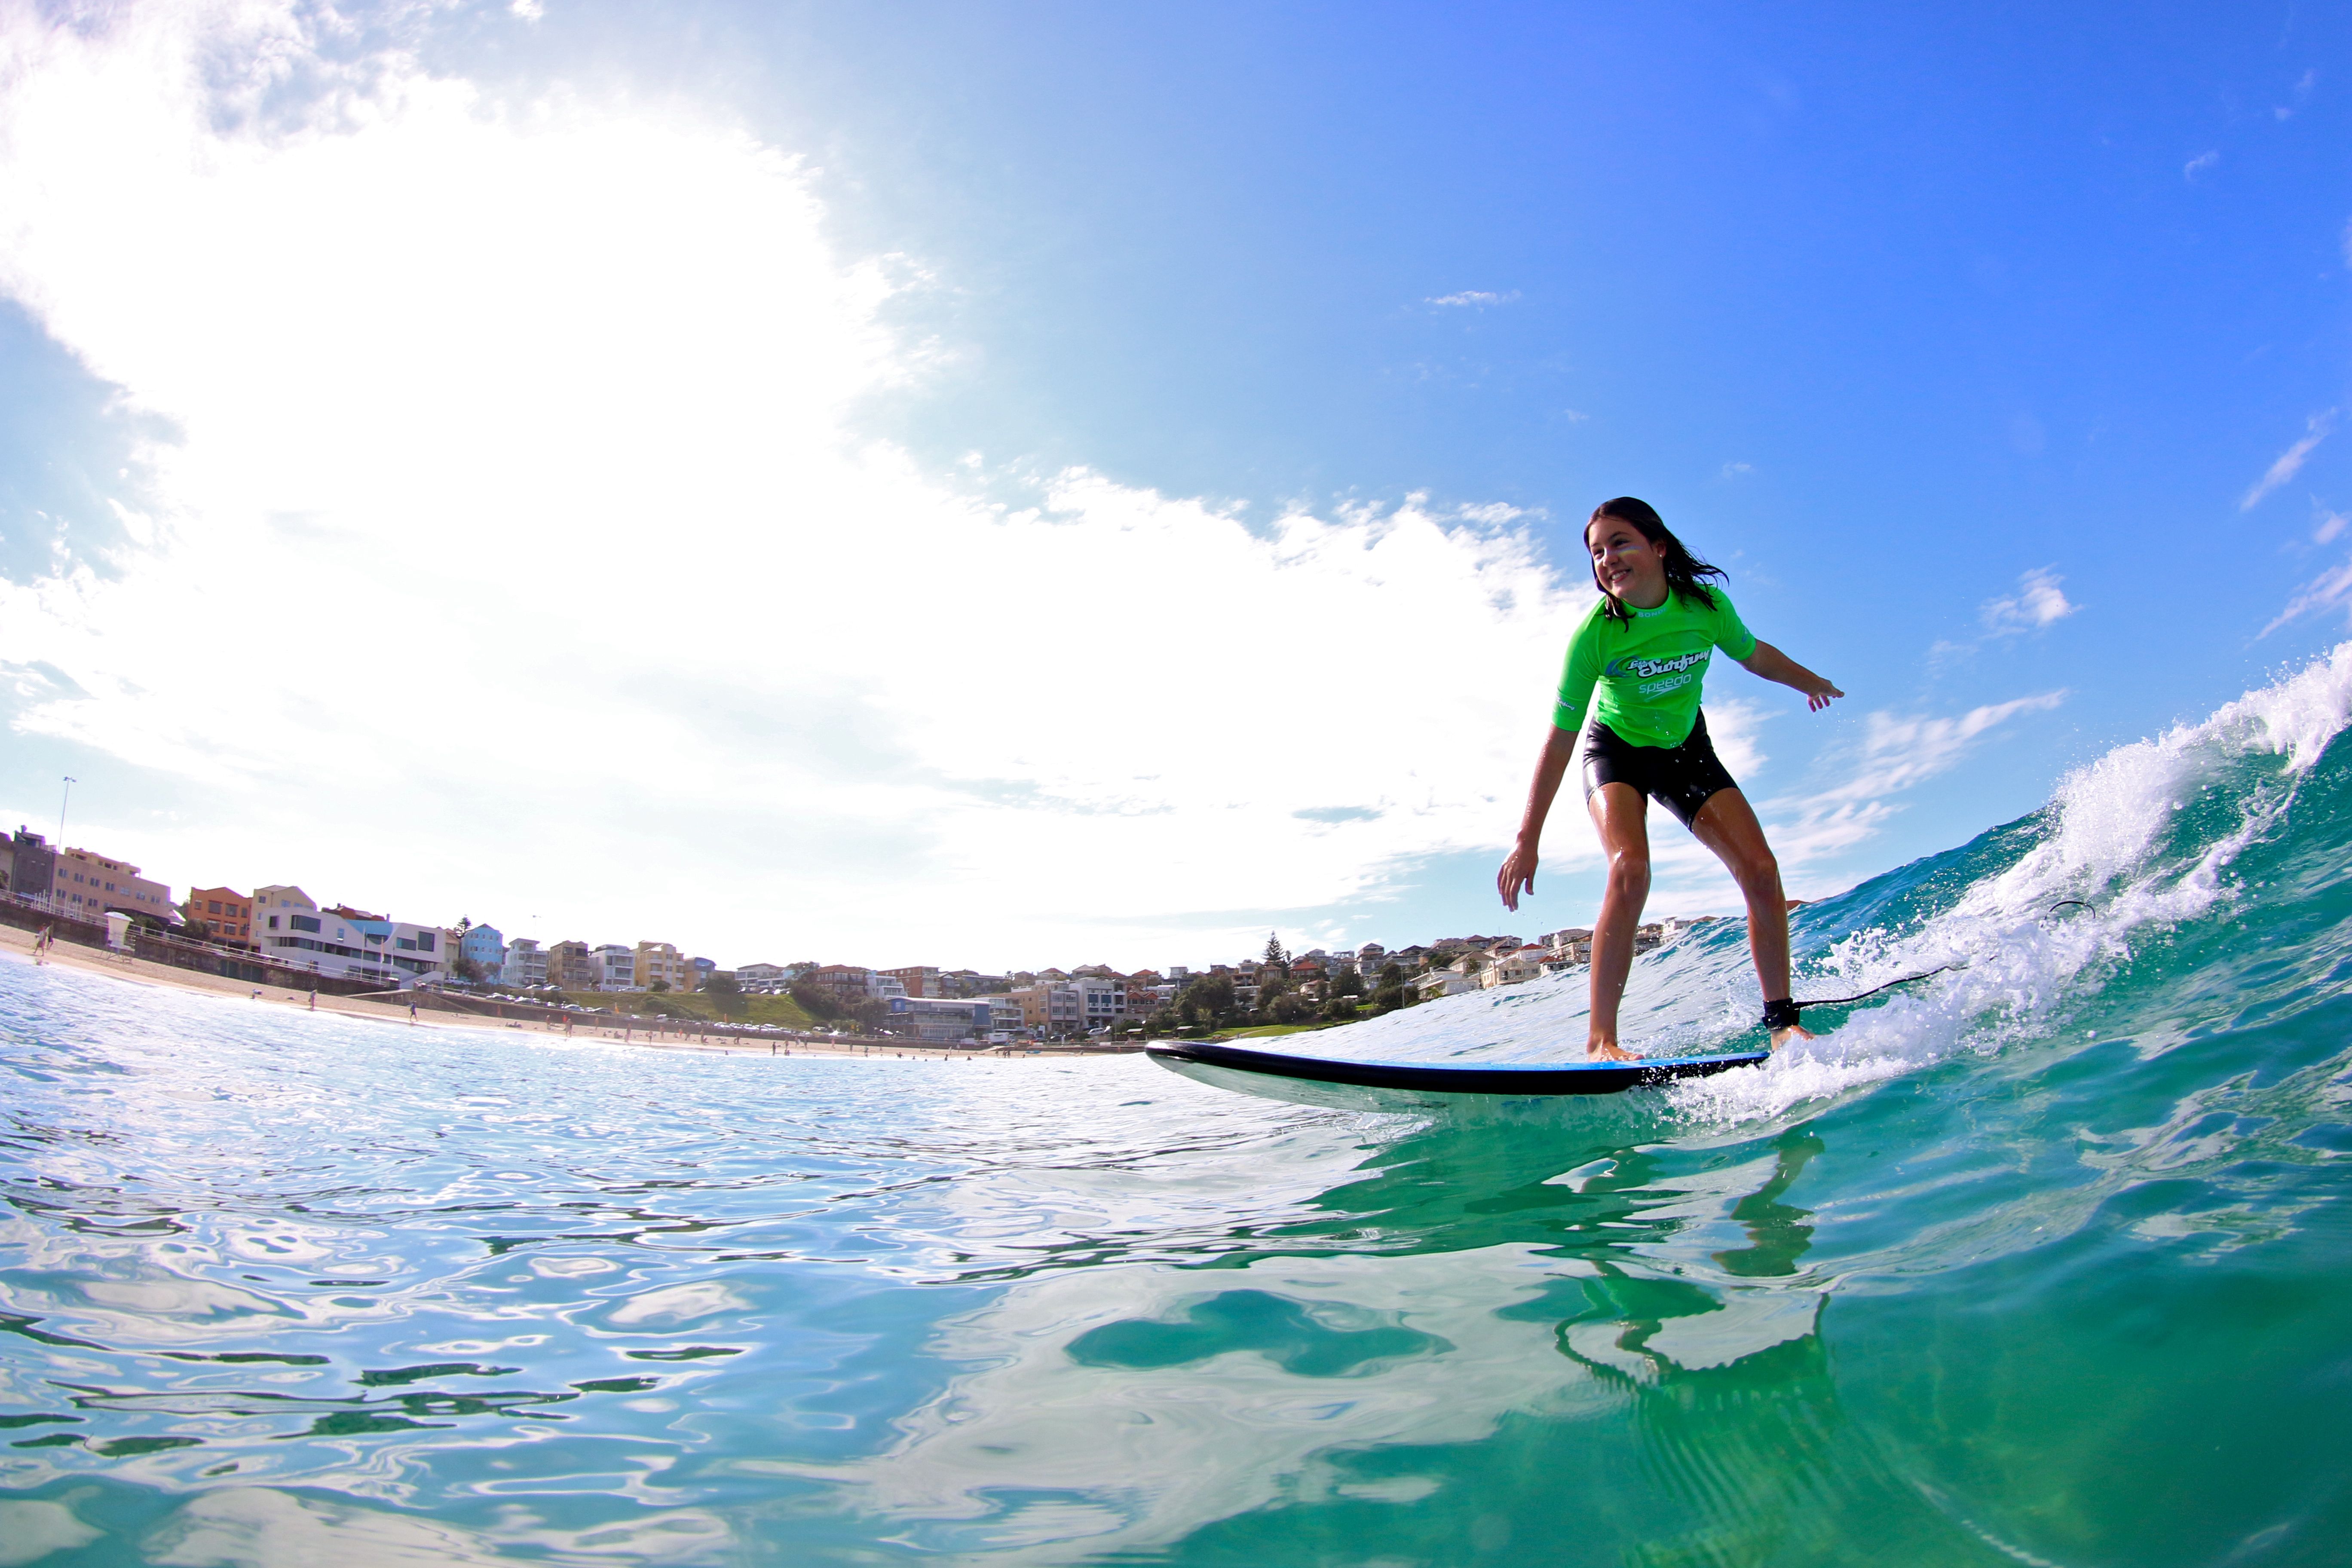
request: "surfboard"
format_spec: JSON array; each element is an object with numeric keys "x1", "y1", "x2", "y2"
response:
[{"x1": 1145, "y1": 1039, "x2": 1767, "y2": 1099}]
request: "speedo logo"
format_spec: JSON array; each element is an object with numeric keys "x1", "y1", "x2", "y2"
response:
[{"x1": 1605, "y1": 649, "x2": 1711, "y2": 681}]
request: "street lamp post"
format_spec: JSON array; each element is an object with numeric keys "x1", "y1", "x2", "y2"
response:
[{"x1": 51, "y1": 776, "x2": 75, "y2": 914}]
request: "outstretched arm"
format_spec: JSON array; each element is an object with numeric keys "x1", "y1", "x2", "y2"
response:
[
  {"x1": 1737, "y1": 640, "x2": 1844, "y2": 711},
  {"x1": 1497, "y1": 724, "x2": 1580, "y2": 911}
]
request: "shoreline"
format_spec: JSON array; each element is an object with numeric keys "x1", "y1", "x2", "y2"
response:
[{"x1": 0, "y1": 925, "x2": 1065, "y2": 1065}]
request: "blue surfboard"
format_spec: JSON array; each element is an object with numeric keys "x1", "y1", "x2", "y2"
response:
[{"x1": 1145, "y1": 1039, "x2": 1766, "y2": 1099}]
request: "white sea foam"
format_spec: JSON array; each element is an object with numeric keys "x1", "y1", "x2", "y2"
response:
[
  {"x1": 1675, "y1": 641, "x2": 2352, "y2": 1124},
  {"x1": 1264, "y1": 645, "x2": 2352, "y2": 1128}
]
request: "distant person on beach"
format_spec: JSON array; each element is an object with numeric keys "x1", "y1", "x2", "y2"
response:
[{"x1": 1498, "y1": 496, "x2": 1843, "y2": 1058}]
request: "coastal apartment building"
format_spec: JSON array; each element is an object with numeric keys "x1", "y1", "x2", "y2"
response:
[
  {"x1": 594, "y1": 944, "x2": 638, "y2": 991},
  {"x1": 880, "y1": 965, "x2": 939, "y2": 998},
  {"x1": 58, "y1": 847, "x2": 172, "y2": 925},
  {"x1": 252, "y1": 885, "x2": 447, "y2": 988},
  {"x1": 933, "y1": 969, "x2": 1010, "y2": 998},
  {"x1": 1000, "y1": 976, "x2": 1124, "y2": 1035},
  {"x1": 735, "y1": 962, "x2": 803, "y2": 993},
  {"x1": 185, "y1": 886, "x2": 255, "y2": 947},
  {"x1": 634, "y1": 941, "x2": 689, "y2": 991},
  {"x1": 1416, "y1": 969, "x2": 1479, "y2": 1001},
  {"x1": 543, "y1": 940, "x2": 596, "y2": 990},
  {"x1": 1541, "y1": 928, "x2": 1594, "y2": 966},
  {"x1": 502, "y1": 937, "x2": 548, "y2": 988},
  {"x1": 0, "y1": 833, "x2": 174, "y2": 925},
  {"x1": 1075, "y1": 976, "x2": 1126, "y2": 1030},
  {"x1": 458, "y1": 924, "x2": 506, "y2": 978},
  {"x1": 1003, "y1": 983, "x2": 1081, "y2": 1033},
  {"x1": 884, "y1": 996, "x2": 1004, "y2": 1043},
  {"x1": 1480, "y1": 945, "x2": 1547, "y2": 988},
  {"x1": 0, "y1": 828, "x2": 55, "y2": 904},
  {"x1": 809, "y1": 968, "x2": 884, "y2": 1006}
]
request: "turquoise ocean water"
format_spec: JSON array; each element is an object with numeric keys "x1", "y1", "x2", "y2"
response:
[{"x1": 6, "y1": 649, "x2": 2352, "y2": 1565}]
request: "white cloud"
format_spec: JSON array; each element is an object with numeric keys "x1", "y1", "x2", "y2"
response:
[
  {"x1": 2184, "y1": 150, "x2": 2220, "y2": 181},
  {"x1": 1978, "y1": 567, "x2": 2077, "y2": 635},
  {"x1": 2242, "y1": 412, "x2": 2335, "y2": 511},
  {"x1": 2278, "y1": 69, "x2": 2317, "y2": 120},
  {"x1": 2316, "y1": 510, "x2": 2349, "y2": 545},
  {"x1": 1426, "y1": 290, "x2": 1519, "y2": 307},
  {"x1": 2262, "y1": 557, "x2": 2352, "y2": 636},
  {"x1": 0, "y1": 3, "x2": 1586, "y2": 970},
  {"x1": 1765, "y1": 692, "x2": 2067, "y2": 864},
  {"x1": 1720, "y1": 461, "x2": 1752, "y2": 478}
]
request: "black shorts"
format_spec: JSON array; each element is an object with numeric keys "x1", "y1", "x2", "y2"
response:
[{"x1": 1580, "y1": 710, "x2": 1740, "y2": 829}]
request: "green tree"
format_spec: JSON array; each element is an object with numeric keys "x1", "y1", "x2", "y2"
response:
[
  {"x1": 1180, "y1": 974, "x2": 1237, "y2": 1025},
  {"x1": 703, "y1": 972, "x2": 748, "y2": 1019},
  {"x1": 790, "y1": 979, "x2": 844, "y2": 1021},
  {"x1": 1269, "y1": 991, "x2": 1316, "y2": 1025},
  {"x1": 1262, "y1": 931, "x2": 1289, "y2": 969},
  {"x1": 648, "y1": 979, "x2": 670, "y2": 993},
  {"x1": 1332, "y1": 968, "x2": 1365, "y2": 999},
  {"x1": 1252, "y1": 972, "x2": 1290, "y2": 1022}
]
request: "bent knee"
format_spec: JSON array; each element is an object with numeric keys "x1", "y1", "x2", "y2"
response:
[
  {"x1": 1607, "y1": 852, "x2": 1652, "y2": 885},
  {"x1": 1732, "y1": 852, "x2": 1780, "y2": 891}
]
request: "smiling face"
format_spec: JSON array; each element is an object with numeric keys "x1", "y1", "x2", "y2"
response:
[{"x1": 1586, "y1": 514, "x2": 1670, "y2": 610}]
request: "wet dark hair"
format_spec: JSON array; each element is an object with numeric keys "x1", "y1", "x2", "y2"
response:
[{"x1": 1585, "y1": 496, "x2": 1729, "y2": 623}]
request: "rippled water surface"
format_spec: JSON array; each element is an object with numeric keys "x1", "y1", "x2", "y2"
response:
[{"x1": 10, "y1": 653, "x2": 2352, "y2": 1565}]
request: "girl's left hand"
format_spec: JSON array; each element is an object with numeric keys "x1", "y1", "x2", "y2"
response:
[
  {"x1": 1805, "y1": 680, "x2": 1844, "y2": 712},
  {"x1": 1497, "y1": 841, "x2": 1539, "y2": 911}
]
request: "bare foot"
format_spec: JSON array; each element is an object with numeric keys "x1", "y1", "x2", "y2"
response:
[
  {"x1": 1588, "y1": 1040, "x2": 1639, "y2": 1062},
  {"x1": 1768, "y1": 1023, "x2": 1816, "y2": 1052}
]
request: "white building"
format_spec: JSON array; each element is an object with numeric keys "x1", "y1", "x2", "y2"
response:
[
  {"x1": 1415, "y1": 970, "x2": 1477, "y2": 1002},
  {"x1": 735, "y1": 962, "x2": 800, "y2": 993},
  {"x1": 1479, "y1": 945, "x2": 1547, "y2": 989},
  {"x1": 1542, "y1": 928, "x2": 1593, "y2": 966},
  {"x1": 594, "y1": 943, "x2": 639, "y2": 991},
  {"x1": 885, "y1": 996, "x2": 1004, "y2": 1044},
  {"x1": 502, "y1": 937, "x2": 548, "y2": 988},
  {"x1": 251, "y1": 885, "x2": 447, "y2": 988},
  {"x1": 1069, "y1": 975, "x2": 1125, "y2": 1031}
]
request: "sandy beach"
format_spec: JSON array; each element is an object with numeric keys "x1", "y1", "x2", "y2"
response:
[{"x1": 0, "y1": 923, "x2": 1045, "y2": 1064}]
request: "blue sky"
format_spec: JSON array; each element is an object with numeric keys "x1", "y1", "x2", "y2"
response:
[{"x1": 3, "y1": 1, "x2": 2350, "y2": 970}]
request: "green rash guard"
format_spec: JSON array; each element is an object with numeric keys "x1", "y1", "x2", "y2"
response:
[{"x1": 1551, "y1": 586, "x2": 1758, "y2": 749}]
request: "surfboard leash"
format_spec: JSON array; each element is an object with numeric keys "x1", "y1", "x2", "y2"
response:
[
  {"x1": 1762, "y1": 899, "x2": 2079, "y2": 1029},
  {"x1": 1764, "y1": 962, "x2": 1969, "y2": 1029}
]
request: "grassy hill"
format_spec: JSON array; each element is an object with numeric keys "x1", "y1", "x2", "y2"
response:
[{"x1": 557, "y1": 990, "x2": 818, "y2": 1030}]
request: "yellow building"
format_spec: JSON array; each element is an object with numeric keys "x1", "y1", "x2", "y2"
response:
[{"x1": 634, "y1": 941, "x2": 690, "y2": 992}]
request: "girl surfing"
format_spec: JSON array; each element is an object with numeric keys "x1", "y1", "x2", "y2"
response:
[{"x1": 1497, "y1": 497, "x2": 1842, "y2": 1058}]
